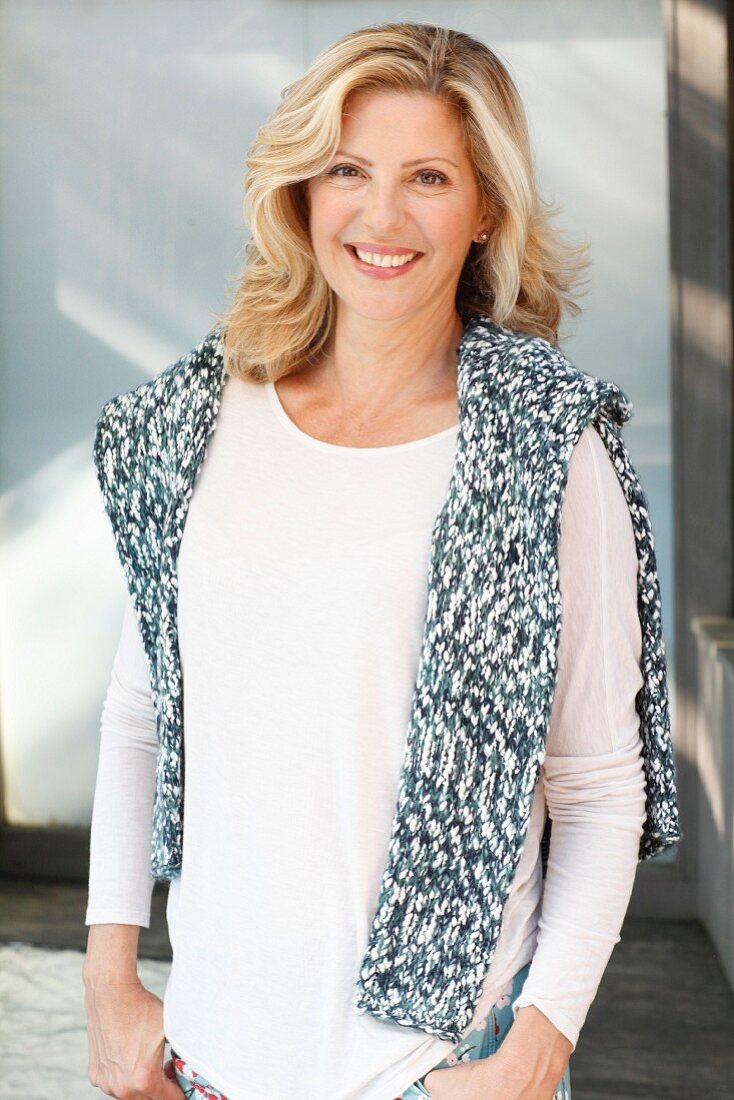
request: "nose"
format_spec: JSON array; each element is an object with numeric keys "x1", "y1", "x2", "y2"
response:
[{"x1": 360, "y1": 177, "x2": 409, "y2": 237}]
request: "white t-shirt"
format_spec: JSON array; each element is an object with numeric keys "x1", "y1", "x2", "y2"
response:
[{"x1": 86, "y1": 371, "x2": 647, "y2": 1100}]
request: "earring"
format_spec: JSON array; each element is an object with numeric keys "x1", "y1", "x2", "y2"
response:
[{"x1": 475, "y1": 230, "x2": 489, "y2": 243}]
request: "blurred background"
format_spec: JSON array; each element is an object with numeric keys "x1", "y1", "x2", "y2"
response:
[{"x1": 0, "y1": 0, "x2": 732, "y2": 1096}]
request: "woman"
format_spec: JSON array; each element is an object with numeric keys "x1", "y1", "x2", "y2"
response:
[{"x1": 83, "y1": 21, "x2": 681, "y2": 1100}]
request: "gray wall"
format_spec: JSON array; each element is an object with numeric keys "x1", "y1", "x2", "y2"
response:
[{"x1": 0, "y1": 2, "x2": 674, "y2": 830}]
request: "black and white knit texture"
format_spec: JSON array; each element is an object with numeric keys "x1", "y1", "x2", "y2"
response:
[{"x1": 92, "y1": 311, "x2": 682, "y2": 1043}]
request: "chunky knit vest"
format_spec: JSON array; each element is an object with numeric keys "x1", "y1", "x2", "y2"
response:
[{"x1": 93, "y1": 311, "x2": 682, "y2": 1043}]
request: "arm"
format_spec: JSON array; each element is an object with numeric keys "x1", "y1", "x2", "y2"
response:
[
  {"x1": 497, "y1": 424, "x2": 647, "y2": 1077},
  {"x1": 85, "y1": 593, "x2": 158, "y2": 926},
  {"x1": 82, "y1": 596, "x2": 183, "y2": 1097}
]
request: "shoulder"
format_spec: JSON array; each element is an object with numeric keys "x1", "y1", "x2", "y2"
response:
[
  {"x1": 93, "y1": 326, "x2": 224, "y2": 476},
  {"x1": 465, "y1": 315, "x2": 633, "y2": 436}
]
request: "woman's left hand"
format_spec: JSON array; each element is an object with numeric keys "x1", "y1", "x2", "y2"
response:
[
  {"x1": 421, "y1": 1056, "x2": 558, "y2": 1099},
  {"x1": 421, "y1": 1005, "x2": 572, "y2": 1099}
]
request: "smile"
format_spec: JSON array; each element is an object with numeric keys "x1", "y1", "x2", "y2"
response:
[{"x1": 344, "y1": 244, "x2": 424, "y2": 279}]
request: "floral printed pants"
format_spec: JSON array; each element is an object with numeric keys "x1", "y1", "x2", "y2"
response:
[{"x1": 168, "y1": 960, "x2": 572, "y2": 1099}]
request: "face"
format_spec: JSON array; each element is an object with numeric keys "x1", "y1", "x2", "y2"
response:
[{"x1": 304, "y1": 90, "x2": 487, "y2": 325}]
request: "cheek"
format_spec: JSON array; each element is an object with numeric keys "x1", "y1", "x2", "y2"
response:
[
  {"x1": 429, "y1": 205, "x2": 474, "y2": 249},
  {"x1": 307, "y1": 186, "x2": 355, "y2": 240}
]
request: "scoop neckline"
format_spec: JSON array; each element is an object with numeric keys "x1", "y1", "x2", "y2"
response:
[{"x1": 265, "y1": 379, "x2": 459, "y2": 454}]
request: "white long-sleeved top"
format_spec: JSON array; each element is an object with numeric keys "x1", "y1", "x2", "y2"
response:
[{"x1": 86, "y1": 372, "x2": 647, "y2": 1100}]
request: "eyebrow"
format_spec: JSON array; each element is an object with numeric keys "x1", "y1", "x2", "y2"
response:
[{"x1": 333, "y1": 150, "x2": 459, "y2": 168}]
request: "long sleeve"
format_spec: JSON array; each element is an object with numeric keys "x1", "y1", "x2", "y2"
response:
[
  {"x1": 510, "y1": 423, "x2": 648, "y2": 1051},
  {"x1": 85, "y1": 592, "x2": 159, "y2": 926}
]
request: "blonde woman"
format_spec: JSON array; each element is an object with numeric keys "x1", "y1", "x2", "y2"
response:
[{"x1": 83, "y1": 21, "x2": 681, "y2": 1100}]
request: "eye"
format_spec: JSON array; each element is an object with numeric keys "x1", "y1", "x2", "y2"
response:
[
  {"x1": 417, "y1": 169, "x2": 448, "y2": 186},
  {"x1": 327, "y1": 164, "x2": 362, "y2": 178},
  {"x1": 325, "y1": 164, "x2": 448, "y2": 185}
]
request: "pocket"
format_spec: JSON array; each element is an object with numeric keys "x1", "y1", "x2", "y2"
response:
[
  {"x1": 405, "y1": 1080, "x2": 431, "y2": 1098},
  {"x1": 169, "y1": 1050, "x2": 228, "y2": 1097},
  {"x1": 402, "y1": 1016, "x2": 492, "y2": 1097},
  {"x1": 492, "y1": 961, "x2": 532, "y2": 1050},
  {"x1": 552, "y1": 1062, "x2": 572, "y2": 1099}
]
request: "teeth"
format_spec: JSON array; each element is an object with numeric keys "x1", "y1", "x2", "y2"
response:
[{"x1": 354, "y1": 247, "x2": 417, "y2": 268}]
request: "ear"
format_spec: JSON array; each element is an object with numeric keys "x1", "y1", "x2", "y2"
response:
[{"x1": 480, "y1": 197, "x2": 496, "y2": 235}]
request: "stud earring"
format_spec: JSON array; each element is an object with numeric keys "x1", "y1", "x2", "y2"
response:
[{"x1": 475, "y1": 230, "x2": 489, "y2": 243}]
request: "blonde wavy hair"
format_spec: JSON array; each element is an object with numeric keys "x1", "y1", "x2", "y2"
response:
[{"x1": 212, "y1": 21, "x2": 591, "y2": 381}]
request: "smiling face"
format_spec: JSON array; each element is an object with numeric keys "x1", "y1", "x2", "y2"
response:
[{"x1": 304, "y1": 89, "x2": 488, "y2": 326}]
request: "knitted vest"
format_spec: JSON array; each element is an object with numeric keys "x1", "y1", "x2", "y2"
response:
[{"x1": 92, "y1": 310, "x2": 682, "y2": 1043}]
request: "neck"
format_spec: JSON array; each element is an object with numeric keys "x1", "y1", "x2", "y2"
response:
[{"x1": 310, "y1": 306, "x2": 466, "y2": 417}]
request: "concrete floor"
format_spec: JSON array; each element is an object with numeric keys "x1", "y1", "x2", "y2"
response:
[{"x1": 1, "y1": 876, "x2": 733, "y2": 1099}]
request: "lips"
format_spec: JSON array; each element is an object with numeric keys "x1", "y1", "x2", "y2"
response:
[
  {"x1": 346, "y1": 242, "x2": 424, "y2": 257},
  {"x1": 344, "y1": 244, "x2": 424, "y2": 277}
]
